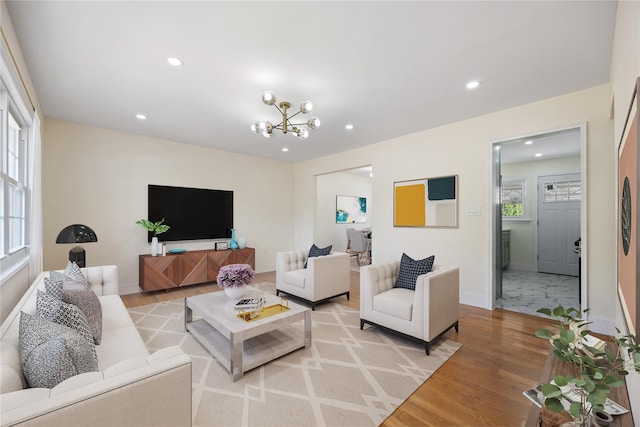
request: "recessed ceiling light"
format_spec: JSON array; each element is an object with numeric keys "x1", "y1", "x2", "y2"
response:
[
  {"x1": 167, "y1": 57, "x2": 183, "y2": 67},
  {"x1": 136, "y1": 114, "x2": 146, "y2": 120},
  {"x1": 345, "y1": 124, "x2": 354, "y2": 130},
  {"x1": 524, "y1": 140, "x2": 533, "y2": 145},
  {"x1": 282, "y1": 147, "x2": 289, "y2": 152},
  {"x1": 466, "y1": 80, "x2": 479, "y2": 89},
  {"x1": 535, "y1": 153, "x2": 543, "y2": 157}
]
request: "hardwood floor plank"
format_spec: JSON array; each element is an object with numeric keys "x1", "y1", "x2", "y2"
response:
[{"x1": 120, "y1": 268, "x2": 556, "y2": 426}]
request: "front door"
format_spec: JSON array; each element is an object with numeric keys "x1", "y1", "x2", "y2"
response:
[{"x1": 537, "y1": 174, "x2": 581, "y2": 276}]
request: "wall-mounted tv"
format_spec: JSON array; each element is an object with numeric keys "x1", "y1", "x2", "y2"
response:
[{"x1": 147, "y1": 184, "x2": 233, "y2": 242}]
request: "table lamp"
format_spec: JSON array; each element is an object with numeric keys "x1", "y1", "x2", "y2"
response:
[{"x1": 55, "y1": 224, "x2": 98, "y2": 268}]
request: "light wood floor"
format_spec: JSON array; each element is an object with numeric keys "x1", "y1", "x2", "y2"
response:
[{"x1": 121, "y1": 270, "x2": 553, "y2": 426}]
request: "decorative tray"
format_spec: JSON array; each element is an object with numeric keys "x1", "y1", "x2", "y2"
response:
[
  {"x1": 237, "y1": 303, "x2": 290, "y2": 322},
  {"x1": 168, "y1": 249, "x2": 186, "y2": 254}
]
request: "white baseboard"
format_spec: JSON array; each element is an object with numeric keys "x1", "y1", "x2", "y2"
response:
[
  {"x1": 460, "y1": 291, "x2": 491, "y2": 310},
  {"x1": 587, "y1": 313, "x2": 617, "y2": 336},
  {"x1": 120, "y1": 282, "x2": 142, "y2": 295}
]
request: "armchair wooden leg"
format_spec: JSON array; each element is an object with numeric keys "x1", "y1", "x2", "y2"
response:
[
  {"x1": 276, "y1": 290, "x2": 280, "y2": 296},
  {"x1": 346, "y1": 292, "x2": 350, "y2": 301},
  {"x1": 360, "y1": 319, "x2": 365, "y2": 330},
  {"x1": 425, "y1": 341, "x2": 431, "y2": 356},
  {"x1": 454, "y1": 321, "x2": 459, "y2": 332}
]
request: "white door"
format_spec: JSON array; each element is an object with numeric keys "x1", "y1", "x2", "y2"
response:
[{"x1": 538, "y1": 174, "x2": 581, "y2": 276}]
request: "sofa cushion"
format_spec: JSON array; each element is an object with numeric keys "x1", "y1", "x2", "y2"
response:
[
  {"x1": 394, "y1": 253, "x2": 435, "y2": 290},
  {"x1": 97, "y1": 326, "x2": 150, "y2": 371},
  {"x1": 62, "y1": 280, "x2": 102, "y2": 344},
  {"x1": 36, "y1": 291, "x2": 94, "y2": 344},
  {"x1": 304, "y1": 244, "x2": 332, "y2": 268},
  {"x1": 283, "y1": 269, "x2": 306, "y2": 289},
  {"x1": 373, "y1": 288, "x2": 414, "y2": 321},
  {"x1": 44, "y1": 276, "x2": 64, "y2": 300},
  {"x1": 19, "y1": 312, "x2": 98, "y2": 389}
]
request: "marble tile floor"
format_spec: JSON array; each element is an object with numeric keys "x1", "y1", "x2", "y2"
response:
[{"x1": 496, "y1": 269, "x2": 580, "y2": 317}]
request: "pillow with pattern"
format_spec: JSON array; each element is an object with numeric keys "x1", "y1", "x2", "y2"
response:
[
  {"x1": 393, "y1": 253, "x2": 435, "y2": 290},
  {"x1": 62, "y1": 279, "x2": 102, "y2": 345},
  {"x1": 44, "y1": 276, "x2": 64, "y2": 300},
  {"x1": 19, "y1": 312, "x2": 98, "y2": 388},
  {"x1": 304, "y1": 244, "x2": 332, "y2": 268},
  {"x1": 64, "y1": 261, "x2": 89, "y2": 287},
  {"x1": 36, "y1": 290, "x2": 94, "y2": 344}
]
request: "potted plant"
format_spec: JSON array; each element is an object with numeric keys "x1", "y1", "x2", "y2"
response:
[
  {"x1": 535, "y1": 305, "x2": 640, "y2": 426},
  {"x1": 216, "y1": 263, "x2": 255, "y2": 299},
  {"x1": 136, "y1": 218, "x2": 170, "y2": 256}
]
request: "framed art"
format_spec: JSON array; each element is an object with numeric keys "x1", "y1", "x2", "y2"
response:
[
  {"x1": 215, "y1": 241, "x2": 229, "y2": 250},
  {"x1": 336, "y1": 195, "x2": 367, "y2": 223},
  {"x1": 394, "y1": 175, "x2": 458, "y2": 228},
  {"x1": 618, "y1": 77, "x2": 640, "y2": 335}
]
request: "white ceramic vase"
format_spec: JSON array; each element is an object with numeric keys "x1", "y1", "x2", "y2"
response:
[
  {"x1": 224, "y1": 286, "x2": 245, "y2": 299},
  {"x1": 151, "y1": 236, "x2": 159, "y2": 256},
  {"x1": 237, "y1": 237, "x2": 247, "y2": 249}
]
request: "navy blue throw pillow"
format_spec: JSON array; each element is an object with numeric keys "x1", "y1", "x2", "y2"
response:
[
  {"x1": 393, "y1": 253, "x2": 435, "y2": 290},
  {"x1": 304, "y1": 244, "x2": 332, "y2": 268}
]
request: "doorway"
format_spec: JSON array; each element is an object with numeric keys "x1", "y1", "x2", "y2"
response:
[{"x1": 490, "y1": 125, "x2": 586, "y2": 315}]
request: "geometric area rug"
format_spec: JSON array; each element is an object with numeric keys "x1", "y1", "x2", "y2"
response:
[{"x1": 127, "y1": 291, "x2": 462, "y2": 427}]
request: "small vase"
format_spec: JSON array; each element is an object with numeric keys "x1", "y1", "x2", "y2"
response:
[
  {"x1": 151, "y1": 236, "x2": 159, "y2": 256},
  {"x1": 224, "y1": 285, "x2": 245, "y2": 299},
  {"x1": 237, "y1": 236, "x2": 247, "y2": 249},
  {"x1": 229, "y1": 228, "x2": 239, "y2": 250}
]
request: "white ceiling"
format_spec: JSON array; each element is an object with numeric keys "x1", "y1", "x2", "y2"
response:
[
  {"x1": 6, "y1": 1, "x2": 616, "y2": 163},
  {"x1": 500, "y1": 127, "x2": 581, "y2": 165}
]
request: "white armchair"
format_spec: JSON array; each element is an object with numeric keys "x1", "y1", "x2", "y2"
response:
[
  {"x1": 360, "y1": 260, "x2": 459, "y2": 355},
  {"x1": 276, "y1": 250, "x2": 351, "y2": 310}
]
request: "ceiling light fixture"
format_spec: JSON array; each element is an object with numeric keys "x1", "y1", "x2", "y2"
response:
[
  {"x1": 251, "y1": 91, "x2": 320, "y2": 140},
  {"x1": 525, "y1": 140, "x2": 533, "y2": 145},
  {"x1": 466, "y1": 80, "x2": 480, "y2": 89},
  {"x1": 345, "y1": 124, "x2": 354, "y2": 130},
  {"x1": 167, "y1": 57, "x2": 183, "y2": 66},
  {"x1": 535, "y1": 153, "x2": 543, "y2": 157},
  {"x1": 136, "y1": 114, "x2": 146, "y2": 120}
]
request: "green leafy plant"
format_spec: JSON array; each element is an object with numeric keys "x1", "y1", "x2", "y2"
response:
[
  {"x1": 136, "y1": 218, "x2": 170, "y2": 237},
  {"x1": 535, "y1": 306, "x2": 640, "y2": 424}
]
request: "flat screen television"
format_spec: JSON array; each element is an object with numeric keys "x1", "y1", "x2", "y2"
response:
[{"x1": 147, "y1": 184, "x2": 233, "y2": 242}]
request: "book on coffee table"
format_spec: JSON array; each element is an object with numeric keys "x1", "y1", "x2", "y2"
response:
[{"x1": 234, "y1": 297, "x2": 265, "y2": 310}]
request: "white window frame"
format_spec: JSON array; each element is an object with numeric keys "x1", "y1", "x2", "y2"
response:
[
  {"x1": 0, "y1": 36, "x2": 33, "y2": 284},
  {"x1": 501, "y1": 177, "x2": 530, "y2": 221}
]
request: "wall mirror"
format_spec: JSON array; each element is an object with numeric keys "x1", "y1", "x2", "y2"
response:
[{"x1": 394, "y1": 175, "x2": 458, "y2": 228}]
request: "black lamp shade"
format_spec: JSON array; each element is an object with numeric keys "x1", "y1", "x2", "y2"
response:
[
  {"x1": 56, "y1": 224, "x2": 97, "y2": 268},
  {"x1": 56, "y1": 224, "x2": 98, "y2": 244}
]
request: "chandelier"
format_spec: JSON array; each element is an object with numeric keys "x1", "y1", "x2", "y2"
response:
[{"x1": 250, "y1": 91, "x2": 320, "y2": 140}]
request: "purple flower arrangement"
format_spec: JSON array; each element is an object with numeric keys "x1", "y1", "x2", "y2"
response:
[{"x1": 216, "y1": 263, "x2": 255, "y2": 288}]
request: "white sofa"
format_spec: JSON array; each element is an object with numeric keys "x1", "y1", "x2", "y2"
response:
[
  {"x1": 0, "y1": 265, "x2": 192, "y2": 426},
  {"x1": 276, "y1": 251, "x2": 350, "y2": 310},
  {"x1": 360, "y1": 261, "x2": 459, "y2": 355}
]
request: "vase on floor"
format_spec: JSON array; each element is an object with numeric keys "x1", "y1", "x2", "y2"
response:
[{"x1": 224, "y1": 285, "x2": 245, "y2": 299}]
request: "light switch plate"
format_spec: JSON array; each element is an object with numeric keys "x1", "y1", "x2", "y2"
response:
[{"x1": 466, "y1": 206, "x2": 482, "y2": 216}]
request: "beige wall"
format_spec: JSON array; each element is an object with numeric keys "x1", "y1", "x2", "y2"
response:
[
  {"x1": 295, "y1": 84, "x2": 613, "y2": 320},
  {"x1": 609, "y1": 0, "x2": 640, "y2": 417},
  {"x1": 42, "y1": 120, "x2": 296, "y2": 294},
  {"x1": 502, "y1": 156, "x2": 581, "y2": 270}
]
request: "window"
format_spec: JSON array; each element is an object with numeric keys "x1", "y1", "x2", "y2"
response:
[
  {"x1": 543, "y1": 180, "x2": 581, "y2": 202},
  {"x1": 501, "y1": 178, "x2": 527, "y2": 219}
]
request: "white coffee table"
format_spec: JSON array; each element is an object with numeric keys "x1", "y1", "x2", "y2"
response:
[{"x1": 184, "y1": 286, "x2": 311, "y2": 381}]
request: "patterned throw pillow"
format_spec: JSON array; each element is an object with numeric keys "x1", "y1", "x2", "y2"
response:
[
  {"x1": 62, "y1": 279, "x2": 102, "y2": 345},
  {"x1": 36, "y1": 290, "x2": 94, "y2": 344},
  {"x1": 44, "y1": 276, "x2": 64, "y2": 300},
  {"x1": 393, "y1": 253, "x2": 435, "y2": 290},
  {"x1": 64, "y1": 261, "x2": 89, "y2": 287},
  {"x1": 304, "y1": 244, "x2": 332, "y2": 268},
  {"x1": 19, "y1": 312, "x2": 98, "y2": 388}
]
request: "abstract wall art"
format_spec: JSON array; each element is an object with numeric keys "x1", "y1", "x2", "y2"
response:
[
  {"x1": 336, "y1": 195, "x2": 367, "y2": 223},
  {"x1": 394, "y1": 175, "x2": 458, "y2": 228}
]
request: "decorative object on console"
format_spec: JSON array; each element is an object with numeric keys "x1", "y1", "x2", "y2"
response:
[
  {"x1": 229, "y1": 228, "x2": 239, "y2": 249},
  {"x1": 136, "y1": 218, "x2": 170, "y2": 256},
  {"x1": 237, "y1": 236, "x2": 247, "y2": 249},
  {"x1": 216, "y1": 263, "x2": 255, "y2": 299},
  {"x1": 534, "y1": 305, "x2": 640, "y2": 426},
  {"x1": 55, "y1": 224, "x2": 98, "y2": 268},
  {"x1": 250, "y1": 91, "x2": 320, "y2": 140},
  {"x1": 215, "y1": 241, "x2": 229, "y2": 250}
]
